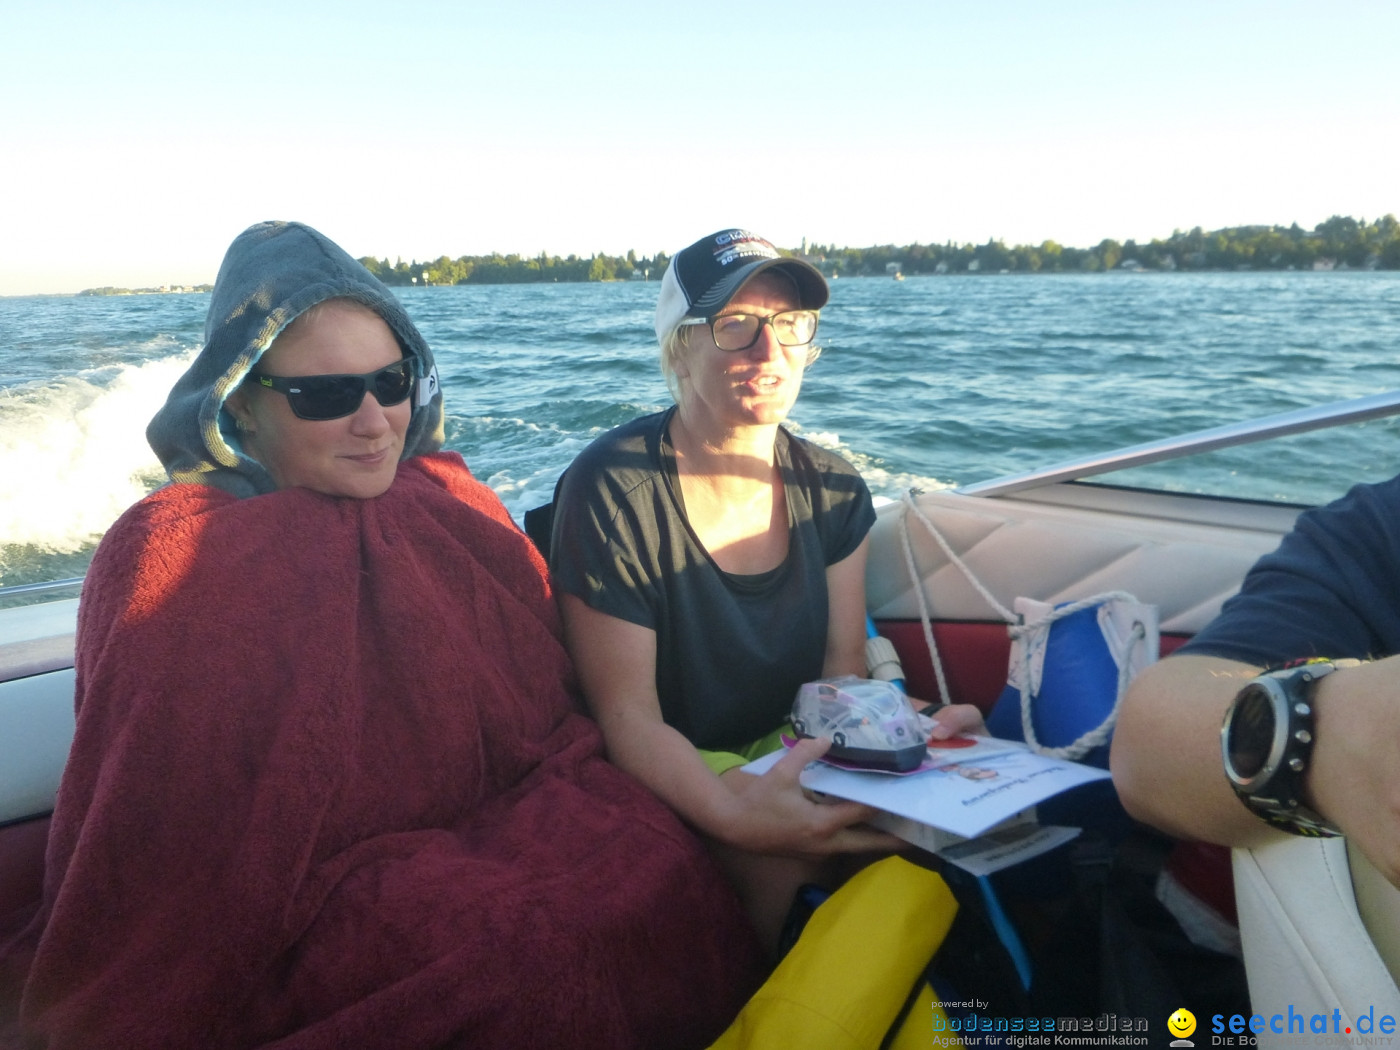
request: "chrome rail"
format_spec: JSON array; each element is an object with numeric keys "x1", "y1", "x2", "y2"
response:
[
  {"x1": 0, "y1": 577, "x2": 84, "y2": 599},
  {"x1": 958, "y1": 389, "x2": 1400, "y2": 498}
]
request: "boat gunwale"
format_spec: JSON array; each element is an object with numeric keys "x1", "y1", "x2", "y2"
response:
[{"x1": 957, "y1": 388, "x2": 1400, "y2": 498}]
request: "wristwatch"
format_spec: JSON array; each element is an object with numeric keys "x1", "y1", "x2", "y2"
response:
[{"x1": 1220, "y1": 661, "x2": 1349, "y2": 837}]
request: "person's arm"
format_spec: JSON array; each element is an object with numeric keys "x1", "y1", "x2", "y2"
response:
[
  {"x1": 1113, "y1": 652, "x2": 1400, "y2": 887},
  {"x1": 1301, "y1": 655, "x2": 1400, "y2": 885},
  {"x1": 825, "y1": 536, "x2": 987, "y2": 737},
  {"x1": 558, "y1": 592, "x2": 898, "y2": 858},
  {"x1": 1111, "y1": 653, "x2": 1275, "y2": 845},
  {"x1": 823, "y1": 537, "x2": 871, "y2": 678}
]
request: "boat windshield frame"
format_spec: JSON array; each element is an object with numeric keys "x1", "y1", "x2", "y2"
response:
[{"x1": 957, "y1": 389, "x2": 1400, "y2": 499}]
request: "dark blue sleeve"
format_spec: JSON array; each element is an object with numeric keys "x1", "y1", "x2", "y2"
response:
[{"x1": 1181, "y1": 477, "x2": 1400, "y2": 666}]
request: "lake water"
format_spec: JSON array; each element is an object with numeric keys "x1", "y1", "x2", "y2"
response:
[{"x1": 3, "y1": 271, "x2": 1399, "y2": 589}]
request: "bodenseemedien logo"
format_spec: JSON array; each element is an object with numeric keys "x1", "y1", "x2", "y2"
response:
[{"x1": 1169, "y1": 1007, "x2": 1198, "y2": 1047}]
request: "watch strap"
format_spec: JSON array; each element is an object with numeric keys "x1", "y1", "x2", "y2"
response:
[
  {"x1": 1227, "y1": 660, "x2": 1345, "y2": 838},
  {"x1": 1243, "y1": 794, "x2": 1339, "y2": 837}
]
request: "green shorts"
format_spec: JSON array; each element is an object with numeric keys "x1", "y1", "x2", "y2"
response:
[{"x1": 699, "y1": 724, "x2": 790, "y2": 776}]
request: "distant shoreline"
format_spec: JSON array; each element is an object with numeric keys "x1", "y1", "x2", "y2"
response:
[
  {"x1": 76, "y1": 285, "x2": 214, "y2": 297},
  {"x1": 29, "y1": 213, "x2": 1400, "y2": 297},
  {"x1": 354, "y1": 214, "x2": 1400, "y2": 288},
  {"x1": 60, "y1": 266, "x2": 1396, "y2": 300}
]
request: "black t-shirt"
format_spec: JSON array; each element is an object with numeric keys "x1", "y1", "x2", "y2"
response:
[
  {"x1": 1181, "y1": 474, "x2": 1400, "y2": 666},
  {"x1": 550, "y1": 408, "x2": 876, "y2": 751}
]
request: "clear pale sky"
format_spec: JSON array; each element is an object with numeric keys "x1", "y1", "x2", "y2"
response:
[{"x1": 3, "y1": 0, "x2": 1397, "y2": 296}]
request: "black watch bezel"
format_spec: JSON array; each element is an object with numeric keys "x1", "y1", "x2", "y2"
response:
[{"x1": 1220, "y1": 662, "x2": 1342, "y2": 838}]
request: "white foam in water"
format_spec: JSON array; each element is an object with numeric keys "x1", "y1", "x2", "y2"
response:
[
  {"x1": 474, "y1": 420, "x2": 952, "y2": 526},
  {"x1": 787, "y1": 425, "x2": 951, "y2": 502},
  {"x1": 470, "y1": 418, "x2": 601, "y2": 525},
  {"x1": 0, "y1": 352, "x2": 197, "y2": 552}
]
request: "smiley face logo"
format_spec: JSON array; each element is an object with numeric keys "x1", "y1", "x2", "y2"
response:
[{"x1": 1168, "y1": 1009, "x2": 1197, "y2": 1039}]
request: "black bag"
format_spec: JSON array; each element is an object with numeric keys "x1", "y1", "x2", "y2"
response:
[{"x1": 928, "y1": 828, "x2": 1250, "y2": 1029}]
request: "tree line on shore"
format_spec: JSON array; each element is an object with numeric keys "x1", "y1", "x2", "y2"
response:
[
  {"x1": 76, "y1": 214, "x2": 1400, "y2": 295},
  {"x1": 359, "y1": 249, "x2": 670, "y2": 287},
  {"x1": 824, "y1": 214, "x2": 1400, "y2": 277},
  {"x1": 356, "y1": 214, "x2": 1400, "y2": 287}
]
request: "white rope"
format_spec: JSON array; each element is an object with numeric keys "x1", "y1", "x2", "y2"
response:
[
  {"x1": 1011, "y1": 596, "x2": 1147, "y2": 761},
  {"x1": 899, "y1": 491, "x2": 1017, "y2": 623},
  {"x1": 896, "y1": 503, "x2": 952, "y2": 705},
  {"x1": 897, "y1": 490, "x2": 1147, "y2": 761}
]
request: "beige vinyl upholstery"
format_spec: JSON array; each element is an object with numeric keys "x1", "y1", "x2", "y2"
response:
[
  {"x1": 1234, "y1": 840, "x2": 1400, "y2": 1044},
  {"x1": 866, "y1": 486, "x2": 1293, "y2": 634}
]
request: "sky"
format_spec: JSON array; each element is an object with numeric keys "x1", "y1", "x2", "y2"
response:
[{"x1": 2, "y1": 0, "x2": 1397, "y2": 296}]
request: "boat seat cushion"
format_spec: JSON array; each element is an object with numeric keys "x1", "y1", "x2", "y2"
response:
[{"x1": 866, "y1": 489, "x2": 1290, "y2": 635}]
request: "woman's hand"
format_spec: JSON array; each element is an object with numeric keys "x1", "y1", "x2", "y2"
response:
[
  {"x1": 563, "y1": 596, "x2": 897, "y2": 858},
  {"x1": 718, "y1": 737, "x2": 902, "y2": 859},
  {"x1": 923, "y1": 701, "x2": 988, "y2": 739}
]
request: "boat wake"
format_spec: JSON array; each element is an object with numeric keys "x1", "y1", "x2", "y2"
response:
[
  {"x1": 793, "y1": 427, "x2": 953, "y2": 503},
  {"x1": 0, "y1": 352, "x2": 194, "y2": 561}
]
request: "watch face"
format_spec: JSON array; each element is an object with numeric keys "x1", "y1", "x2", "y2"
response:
[{"x1": 1226, "y1": 683, "x2": 1277, "y2": 783}]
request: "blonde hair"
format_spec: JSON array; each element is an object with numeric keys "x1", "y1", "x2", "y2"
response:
[
  {"x1": 277, "y1": 296, "x2": 378, "y2": 344},
  {"x1": 659, "y1": 325, "x2": 691, "y2": 402}
]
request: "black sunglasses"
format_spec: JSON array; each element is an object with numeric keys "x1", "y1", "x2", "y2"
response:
[{"x1": 249, "y1": 358, "x2": 417, "y2": 421}]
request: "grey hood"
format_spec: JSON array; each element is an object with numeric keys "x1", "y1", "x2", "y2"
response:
[{"x1": 147, "y1": 220, "x2": 445, "y2": 497}]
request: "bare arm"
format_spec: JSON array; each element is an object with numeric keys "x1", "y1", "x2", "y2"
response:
[
  {"x1": 1111, "y1": 654, "x2": 1274, "y2": 845},
  {"x1": 1305, "y1": 656, "x2": 1400, "y2": 885},
  {"x1": 823, "y1": 537, "x2": 871, "y2": 678},
  {"x1": 1113, "y1": 652, "x2": 1400, "y2": 887},
  {"x1": 558, "y1": 592, "x2": 898, "y2": 858},
  {"x1": 828, "y1": 536, "x2": 987, "y2": 737}
]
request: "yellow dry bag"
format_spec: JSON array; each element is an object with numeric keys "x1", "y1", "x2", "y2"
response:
[{"x1": 709, "y1": 855, "x2": 961, "y2": 1050}]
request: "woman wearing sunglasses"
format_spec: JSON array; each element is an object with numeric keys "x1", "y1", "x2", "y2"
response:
[
  {"x1": 548, "y1": 229, "x2": 983, "y2": 955},
  {"x1": 3, "y1": 221, "x2": 761, "y2": 1049},
  {"x1": 222, "y1": 301, "x2": 421, "y2": 499}
]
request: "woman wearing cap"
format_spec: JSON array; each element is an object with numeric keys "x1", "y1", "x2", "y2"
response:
[
  {"x1": 0, "y1": 221, "x2": 762, "y2": 1049},
  {"x1": 549, "y1": 228, "x2": 983, "y2": 952}
]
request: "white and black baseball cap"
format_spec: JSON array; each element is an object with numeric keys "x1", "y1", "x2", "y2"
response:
[{"x1": 654, "y1": 229, "x2": 828, "y2": 345}]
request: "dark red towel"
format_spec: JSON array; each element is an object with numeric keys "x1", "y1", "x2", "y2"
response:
[{"x1": 0, "y1": 453, "x2": 761, "y2": 1049}]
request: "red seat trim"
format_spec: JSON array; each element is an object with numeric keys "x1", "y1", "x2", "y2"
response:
[{"x1": 872, "y1": 618, "x2": 1190, "y2": 710}]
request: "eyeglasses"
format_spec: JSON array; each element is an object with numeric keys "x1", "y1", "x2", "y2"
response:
[
  {"x1": 678, "y1": 309, "x2": 819, "y2": 352},
  {"x1": 249, "y1": 358, "x2": 417, "y2": 421}
]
